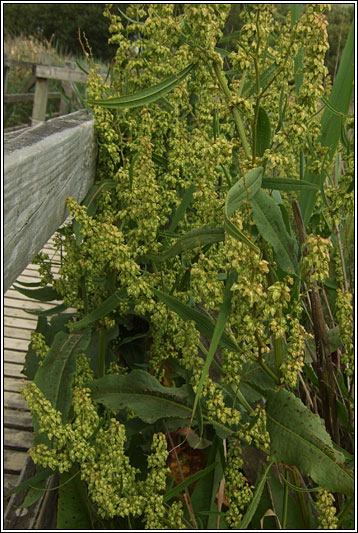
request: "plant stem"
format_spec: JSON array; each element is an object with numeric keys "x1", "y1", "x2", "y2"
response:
[
  {"x1": 97, "y1": 328, "x2": 107, "y2": 379},
  {"x1": 212, "y1": 61, "x2": 251, "y2": 159},
  {"x1": 282, "y1": 469, "x2": 289, "y2": 529}
]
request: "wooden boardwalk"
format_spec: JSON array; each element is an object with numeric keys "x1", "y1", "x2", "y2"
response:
[{"x1": 4, "y1": 239, "x2": 64, "y2": 496}]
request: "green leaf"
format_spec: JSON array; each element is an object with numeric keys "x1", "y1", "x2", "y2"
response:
[
  {"x1": 225, "y1": 167, "x2": 263, "y2": 217},
  {"x1": 13, "y1": 285, "x2": 62, "y2": 302},
  {"x1": 168, "y1": 184, "x2": 195, "y2": 232},
  {"x1": 256, "y1": 107, "x2": 271, "y2": 157},
  {"x1": 224, "y1": 215, "x2": 260, "y2": 254},
  {"x1": 25, "y1": 303, "x2": 69, "y2": 317},
  {"x1": 57, "y1": 466, "x2": 93, "y2": 529},
  {"x1": 266, "y1": 389, "x2": 354, "y2": 494},
  {"x1": 34, "y1": 329, "x2": 91, "y2": 422},
  {"x1": 152, "y1": 288, "x2": 239, "y2": 352},
  {"x1": 70, "y1": 289, "x2": 126, "y2": 330},
  {"x1": 240, "y1": 461, "x2": 274, "y2": 529},
  {"x1": 320, "y1": 21, "x2": 354, "y2": 158},
  {"x1": 5, "y1": 467, "x2": 52, "y2": 498},
  {"x1": 90, "y1": 370, "x2": 192, "y2": 423},
  {"x1": 250, "y1": 189, "x2": 298, "y2": 274},
  {"x1": 299, "y1": 21, "x2": 354, "y2": 226},
  {"x1": 86, "y1": 63, "x2": 194, "y2": 109},
  {"x1": 261, "y1": 178, "x2": 319, "y2": 191},
  {"x1": 146, "y1": 226, "x2": 224, "y2": 263},
  {"x1": 163, "y1": 462, "x2": 218, "y2": 502},
  {"x1": 192, "y1": 271, "x2": 236, "y2": 419}
]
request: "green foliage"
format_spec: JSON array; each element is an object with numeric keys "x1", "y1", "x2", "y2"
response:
[{"x1": 15, "y1": 4, "x2": 354, "y2": 530}]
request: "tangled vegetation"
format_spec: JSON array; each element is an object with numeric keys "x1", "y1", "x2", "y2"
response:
[{"x1": 12, "y1": 4, "x2": 354, "y2": 530}]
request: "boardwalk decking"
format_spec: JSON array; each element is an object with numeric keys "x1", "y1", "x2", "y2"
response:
[{"x1": 4, "y1": 239, "x2": 65, "y2": 497}]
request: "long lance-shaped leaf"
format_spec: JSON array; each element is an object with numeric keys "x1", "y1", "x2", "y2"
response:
[
  {"x1": 86, "y1": 63, "x2": 194, "y2": 109},
  {"x1": 225, "y1": 167, "x2": 263, "y2": 217},
  {"x1": 164, "y1": 462, "x2": 218, "y2": 502},
  {"x1": 146, "y1": 226, "x2": 224, "y2": 263},
  {"x1": 34, "y1": 329, "x2": 91, "y2": 422},
  {"x1": 266, "y1": 389, "x2": 354, "y2": 495},
  {"x1": 168, "y1": 184, "x2": 195, "y2": 232},
  {"x1": 224, "y1": 215, "x2": 260, "y2": 254},
  {"x1": 13, "y1": 285, "x2": 62, "y2": 302},
  {"x1": 256, "y1": 107, "x2": 271, "y2": 157},
  {"x1": 250, "y1": 189, "x2": 298, "y2": 274},
  {"x1": 239, "y1": 461, "x2": 274, "y2": 529},
  {"x1": 261, "y1": 177, "x2": 319, "y2": 191},
  {"x1": 152, "y1": 287, "x2": 239, "y2": 352},
  {"x1": 70, "y1": 289, "x2": 127, "y2": 331},
  {"x1": 299, "y1": 21, "x2": 354, "y2": 226},
  {"x1": 191, "y1": 271, "x2": 237, "y2": 421}
]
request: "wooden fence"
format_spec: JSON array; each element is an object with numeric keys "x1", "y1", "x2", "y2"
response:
[
  {"x1": 4, "y1": 110, "x2": 97, "y2": 292},
  {"x1": 4, "y1": 56, "x2": 89, "y2": 126}
]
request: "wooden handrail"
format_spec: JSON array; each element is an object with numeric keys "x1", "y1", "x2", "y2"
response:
[{"x1": 4, "y1": 110, "x2": 97, "y2": 292}]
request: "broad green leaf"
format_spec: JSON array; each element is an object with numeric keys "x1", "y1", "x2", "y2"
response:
[
  {"x1": 239, "y1": 461, "x2": 274, "y2": 529},
  {"x1": 256, "y1": 107, "x2": 271, "y2": 157},
  {"x1": 266, "y1": 389, "x2": 354, "y2": 494},
  {"x1": 192, "y1": 271, "x2": 236, "y2": 419},
  {"x1": 225, "y1": 167, "x2": 263, "y2": 217},
  {"x1": 90, "y1": 370, "x2": 192, "y2": 423},
  {"x1": 57, "y1": 466, "x2": 93, "y2": 529},
  {"x1": 168, "y1": 184, "x2": 195, "y2": 232},
  {"x1": 86, "y1": 63, "x2": 194, "y2": 109},
  {"x1": 146, "y1": 226, "x2": 224, "y2": 263},
  {"x1": 250, "y1": 189, "x2": 298, "y2": 274},
  {"x1": 13, "y1": 285, "x2": 62, "y2": 302},
  {"x1": 35, "y1": 329, "x2": 91, "y2": 422},
  {"x1": 70, "y1": 289, "x2": 126, "y2": 330},
  {"x1": 261, "y1": 177, "x2": 319, "y2": 191},
  {"x1": 152, "y1": 288, "x2": 239, "y2": 352}
]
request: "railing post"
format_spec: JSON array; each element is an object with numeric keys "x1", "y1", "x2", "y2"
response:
[
  {"x1": 32, "y1": 53, "x2": 50, "y2": 126},
  {"x1": 31, "y1": 77, "x2": 48, "y2": 125}
]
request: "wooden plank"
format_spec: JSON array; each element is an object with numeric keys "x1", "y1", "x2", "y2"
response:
[
  {"x1": 4, "y1": 409, "x2": 33, "y2": 429},
  {"x1": 4, "y1": 362, "x2": 27, "y2": 378},
  {"x1": 4, "y1": 326, "x2": 32, "y2": 341},
  {"x1": 4, "y1": 297, "x2": 58, "y2": 311},
  {"x1": 4, "y1": 306, "x2": 39, "y2": 321},
  {"x1": 4, "y1": 338, "x2": 30, "y2": 352},
  {"x1": 4, "y1": 350, "x2": 27, "y2": 364},
  {"x1": 4, "y1": 450, "x2": 29, "y2": 474},
  {"x1": 5, "y1": 428, "x2": 34, "y2": 450},
  {"x1": 4, "y1": 473, "x2": 20, "y2": 493},
  {"x1": 4, "y1": 110, "x2": 96, "y2": 292},
  {"x1": 5, "y1": 92, "x2": 60, "y2": 103},
  {"x1": 4, "y1": 392, "x2": 29, "y2": 410},
  {"x1": 4, "y1": 377, "x2": 28, "y2": 393},
  {"x1": 35, "y1": 64, "x2": 87, "y2": 83},
  {"x1": 4, "y1": 315, "x2": 38, "y2": 330}
]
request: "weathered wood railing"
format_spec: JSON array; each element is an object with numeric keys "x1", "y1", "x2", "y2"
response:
[
  {"x1": 4, "y1": 56, "x2": 89, "y2": 125},
  {"x1": 4, "y1": 110, "x2": 97, "y2": 292}
]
